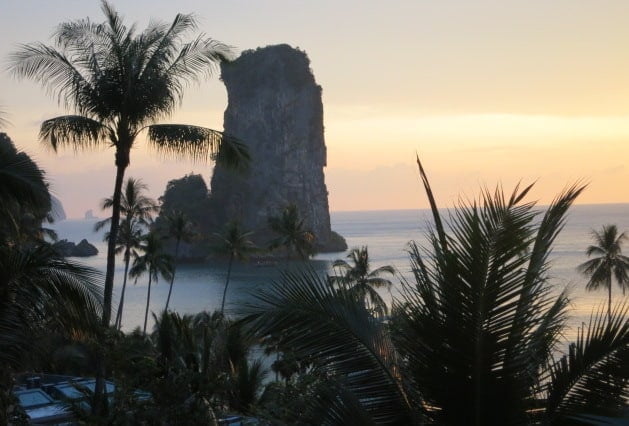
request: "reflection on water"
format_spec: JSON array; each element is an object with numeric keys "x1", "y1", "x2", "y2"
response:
[{"x1": 50, "y1": 204, "x2": 629, "y2": 343}]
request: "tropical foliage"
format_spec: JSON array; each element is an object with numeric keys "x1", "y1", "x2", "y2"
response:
[
  {"x1": 129, "y1": 232, "x2": 173, "y2": 334},
  {"x1": 162, "y1": 209, "x2": 195, "y2": 311},
  {"x1": 268, "y1": 204, "x2": 315, "y2": 260},
  {"x1": 212, "y1": 221, "x2": 257, "y2": 315},
  {"x1": 331, "y1": 246, "x2": 394, "y2": 316},
  {"x1": 0, "y1": 132, "x2": 103, "y2": 423},
  {"x1": 9, "y1": 0, "x2": 249, "y2": 328},
  {"x1": 578, "y1": 224, "x2": 629, "y2": 320},
  {"x1": 102, "y1": 311, "x2": 266, "y2": 423},
  {"x1": 241, "y1": 171, "x2": 629, "y2": 424},
  {"x1": 0, "y1": 133, "x2": 52, "y2": 245},
  {"x1": 97, "y1": 177, "x2": 158, "y2": 329}
]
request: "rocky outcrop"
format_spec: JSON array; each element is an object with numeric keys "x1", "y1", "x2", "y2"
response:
[
  {"x1": 208, "y1": 44, "x2": 346, "y2": 252},
  {"x1": 50, "y1": 196, "x2": 66, "y2": 221},
  {"x1": 53, "y1": 239, "x2": 98, "y2": 257}
]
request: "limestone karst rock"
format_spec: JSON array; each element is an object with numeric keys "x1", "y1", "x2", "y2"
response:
[
  {"x1": 50, "y1": 195, "x2": 66, "y2": 221},
  {"x1": 208, "y1": 44, "x2": 346, "y2": 252},
  {"x1": 52, "y1": 238, "x2": 98, "y2": 257}
]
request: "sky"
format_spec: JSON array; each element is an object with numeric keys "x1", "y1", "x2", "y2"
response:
[{"x1": 2, "y1": 0, "x2": 629, "y2": 218}]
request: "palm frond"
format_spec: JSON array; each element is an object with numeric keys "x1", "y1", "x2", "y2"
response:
[
  {"x1": 240, "y1": 268, "x2": 417, "y2": 424},
  {"x1": 147, "y1": 124, "x2": 250, "y2": 170},
  {"x1": 546, "y1": 304, "x2": 629, "y2": 422},
  {"x1": 0, "y1": 133, "x2": 50, "y2": 213},
  {"x1": 40, "y1": 115, "x2": 111, "y2": 151}
]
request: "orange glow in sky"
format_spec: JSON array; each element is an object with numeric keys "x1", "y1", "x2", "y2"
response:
[{"x1": 1, "y1": 1, "x2": 629, "y2": 217}]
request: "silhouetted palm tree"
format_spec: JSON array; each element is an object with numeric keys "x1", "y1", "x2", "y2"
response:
[
  {"x1": 163, "y1": 210, "x2": 194, "y2": 311},
  {"x1": 331, "y1": 246, "x2": 394, "y2": 316},
  {"x1": 96, "y1": 177, "x2": 158, "y2": 329},
  {"x1": 268, "y1": 204, "x2": 315, "y2": 261},
  {"x1": 9, "y1": 1, "x2": 249, "y2": 328},
  {"x1": 130, "y1": 232, "x2": 173, "y2": 334},
  {"x1": 578, "y1": 224, "x2": 629, "y2": 321},
  {"x1": 213, "y1": 221, "x2": 256, "y2": 315},
  {"x1": 96, "y1": 177, "x2": 158, "y2": 232},
  {"x1": 112, "y1": 219, "x2": 143, "y2": 330}
]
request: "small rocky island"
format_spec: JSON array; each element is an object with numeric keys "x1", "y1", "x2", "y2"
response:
[
  {"x1": 52, "y1": 239, "x2": 98, "y2": 257},
  {"x1": 207, "y1": 44, "x2": 346, "y2": 252}
]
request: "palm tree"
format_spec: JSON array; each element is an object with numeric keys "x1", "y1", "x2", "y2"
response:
[
  {"x1": 162, "y1": 210, "x2": 195, "y2": 311},
  {"x1": 578, "y1": 224, "x2": 629, "y2": 321},
  {"x1": 9, "y1": 1, "x2": 249, "y2": 328},
  {"x1": 130, "y1": 232, "x2": 173, "y2": 334},
  {"x1": 96, "y1": 177, "x2": 158, "y2": 329},
  {"x1": 268, "y1": 204, "x2": 315, "y2": 261},
  {"x1": 96, "y1": 177, "x2": 159, "y2": 233},
  {"x1": 213, "y1": 221, "x2": 256, "y2": 315},
  {"x1": 111, "y1": 218, "x2": 143, "y2": 330},
  {"x1": 241, "y1": 167, "x2": 629, "y2": 424},
  {"x1": 331, "y1": 246, "x2": 394, "y2": 316}
]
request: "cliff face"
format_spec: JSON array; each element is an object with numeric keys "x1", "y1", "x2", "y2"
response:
[{"x1": 209, "y1": 44, "x2": 345, "y2": 252}]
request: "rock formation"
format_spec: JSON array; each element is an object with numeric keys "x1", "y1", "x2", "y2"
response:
[
  {"x1": 50, "y1": 196, "x2": 66, "y2": 221},
  {"x1": 53, "y1": 239, "x2": 98, "y2": 257},
  {"x1": 208, "y1": 44, "x2": 346, "y2": 252}
]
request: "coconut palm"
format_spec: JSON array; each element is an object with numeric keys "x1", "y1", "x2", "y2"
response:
[
  {"x1": 213, "y1": 221, "x2": 256, "y2": 315},
  {"x1": 95, "y1": 177, "x2": 159, "y2": 233},
  {"x1": 268, "y1": 204, "x2": 315, "y2": 261},
  {"x1": 96, "y1": 177, "x2": 158, "y2": 329},
  {"x1": 331, "y1": 246, "x2": 394, "y2": 316},
  {"x1": 111, "y1": 218, "x2": 144, "y2": 330},
  {"x1": 578, "y1": 224, "x2": 629, "y2": 321},
  {"x1": 162, "y1": 209, "x2": 195, "y2": 311},
  {"x1": 9, "y1": 1, "x2": 249, "y2": 328},
  {"x1": 130, "y1": 232, "x2": 173, "y2": 334},
  {"x1": 242, "y1": 168, "x2": 629, "y2": 424}
]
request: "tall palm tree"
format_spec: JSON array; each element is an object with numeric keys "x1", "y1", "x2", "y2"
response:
[
  {"x1": 331, "y1": 246, "x2": 394, "y2": 316},
  {"x1": 242, "y1": 167, "x2": 629, "y2": 424},
  {"x1": 9, "y1": 1, "x2": 249, "y2": 328},
  {"x1": 213, "y1": 221, "x2": 256, "y2": 315},
  {"x1": 111, "y1": 218, "x2": 143, "y2": 330},
  {"x1": 130, "y1": 232, "x2": 173, "y2": 334},
  {"x1": 96, "y1": 177, "x2": 158, "y2": 329},
  {"x1": 578, "y1": 224, "x2": 629, "y2": 321},
  {"x1": 268, "y1": 204, "x2": 315, "y2": 261},
  {"x1": 96, "y1": 177, "x2": 159, "y2": 232},
  {"x1": 163, "y1": 210, "x2": 195, "y2": 311},
  {"x1": 97, "y1": 178, "x2": 158, "y2": 324}
]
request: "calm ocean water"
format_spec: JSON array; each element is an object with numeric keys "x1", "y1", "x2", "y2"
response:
[{"x1": 50, "y1": 204, "x2": 629, "y2": 343}]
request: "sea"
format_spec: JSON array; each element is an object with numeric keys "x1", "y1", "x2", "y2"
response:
[{"x1": 50, "y1": 204, "x2": 629, "y2": 344}]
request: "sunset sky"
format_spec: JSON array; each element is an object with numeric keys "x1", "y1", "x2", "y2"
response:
[{"x1": 2, "y1": 0, "x2": 629, "y2": 218}]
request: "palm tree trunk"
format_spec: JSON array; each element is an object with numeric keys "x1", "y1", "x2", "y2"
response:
[
  {"x1": 220, "y1": 253, "x2": 235, "y2": 316},
  {"x1": 103, "y1": 162, "x2": 126, "y2": 327},
  {"x1": 94, "y1": 160, "x2": 126, "y2": 416},
  {"x1": 115, "y1": 249, "x2": 131, "y2": 330},
  {"x1": 608, "y1": 276, "x2": 612, "y2": 323},
  {"x1": 143, "y1": 273, "x2": 153, "y2": 334},
  {"x1": 165, "y1": 239, "x2": 180, "y2": 311}
]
